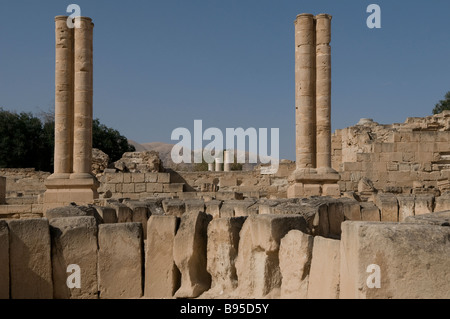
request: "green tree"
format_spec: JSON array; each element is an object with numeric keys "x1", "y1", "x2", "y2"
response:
[
  {"x1": 92, "y1": 119, "x2": 135, "y2": 163},
  {"x1": 432, "y1": 91, "x2": 450, "y2": 115},
  {"x1": 0, "y1": 108, "x2": 135, "y2": 171}
]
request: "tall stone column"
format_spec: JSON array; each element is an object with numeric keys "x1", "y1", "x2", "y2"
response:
[
  {"x1": 295, "y1": 14, "x2": 316, "y2": 172},
  {"x1": 315, "y1": 14, "x2": 333, "y2": 173},
  {"x1": 72, "y1": 17, "x2": 94, "y2": 179},
  {"x1": 50, "y1": 16, "x2": 74, "y2": 179}
]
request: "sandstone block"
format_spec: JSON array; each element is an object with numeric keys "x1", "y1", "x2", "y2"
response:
[
  {"x1": 146, "y1": 183, "x2": 163, "y2": 193},
  {"x1": 125, "y1": 201, "x2": 150, "y2": 239},
  {"x1": 0, "y1": 220, "x2": 9, "y2": 299},
  {"x1": 327, "y1": 200, "x2": 345, "y2": 238},
  {"x1": 235, "y1": 214, "x2": 308, "y2": 298},
  {"x1": 131, "y1": 173, "x2": 145, "y2": 183},
  {"x1": 360, "y1": 202, "x2": 380, "y2": 221},
  {"x1": 163, "y1": 183, "x2": 184, "y2": 193},
  {"x1": 205, "y1": 200, "x2": 222, "y2": 218},
  {"x1": 50, "y1": 217, "x2": 98, "y2": 299},
  {"x1": 415, "y1": 194, "x2": 434, "y2": 215},
  {"x1": 341, "y1": 198, "x2": 361, "y2": 221},
  {"x1": 173, "y1": 211, "x2": 212, "y2": 298},
  {"x1": 46, "y1": 205, "x2": 102, "y2": 225},
  {"x1": 397, "y1": 195, "x2": 415, "y2": 222},
  {"x1": 184, "y1": 199, "x2": 205, "y2": 214},
  {"x1": 144, "y1": 172, "x2": 158, "y2": 183},
  {"x1": 107, "y1": 202, "x2": 133, "y2": 223},
  {"x1": 375, "y1": 193, "x2": 399, "y2": 222},
  {"x1": 8, "y1": 218, "x2": 53, "y2": 299},
  {"x1": 162, "y1": 199, "x2": 186, "y2": 217},
  {"x1": 95, "y1": 206, "x2": 117, "y2": 224},
  {"x1": 323, "y1": 184, "x2": 341, "y2": 197},
  {"x1": 157, "y1": 173, "x2": 171, "y2": 183},
  {"x1": 98, "y1": 223, "x2": 143, "y2": 299},
  {"x1": 404, "y1": 211, "x2": 450, "y2": 227},
  {"x1": 206, "y1": 217, "x2": 246, "y2": 296},
  {"x1": 340, "y1": 221, "x2": 450, "y2": 299},
  {"x1": 145, "y1": 215, "x2": 180, "y2": 298},
  {"x1": 279, "y1": 230, "x2": 313, "y2": 299},
  {"x1": 307, "y1": 236, "x2": 340, "y2": 299}
]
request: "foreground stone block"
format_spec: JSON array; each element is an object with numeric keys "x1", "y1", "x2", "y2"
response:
[
  {"x1": 340, "y1": 221, "x2": 450, "y2": 299},
  {"x1": 145, "y1": 215, "x2": 180, "y2": 299},
  {"x1": 205, "y1": 200, "x2": 222, "y2": 218},
  {"x1": 404, "y1": 211, "x2": 450, "y2": 226},
  {"x1": 235, "y1": 214, "x2": 308, "y2": 298},
  {"x1": 307, "y1": 236, "x2": 340, "y2": 299},
  {"x1": 8, "y1": 218, "x2": 53, "y2": 299},
  {"x1": 184, "y1": 199, "x2": 205, "y2": 214},
  {"x1": 279, "y1": 230, "x2": 313, "y2": 299},
  {"x1": 434, "y1": 193, "x2": 450, "y2": 212},
  {"x1": 360, "y1": 202, "x2": 380, "y2": 221},
  {"x1": 50, "y1": 217, "x2": 98, "y2": 299},
  {"x1": 0, "y1": 220, "x2": 9, "y2": 299},
  {"x1": 98, "y1": 223, "x2": 143, "y2": 299},
  {"x1": 205, "y1": 217, "x2": 246, "y2": 297},
  {"x1": 173, "y1": 211, "x2": 211, "y2": 298}
]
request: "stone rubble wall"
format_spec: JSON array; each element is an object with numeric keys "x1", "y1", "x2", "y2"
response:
[
  {"x1": 0, "y1": 197, "x2": 449, "y2": 299},
  {"x1": 332, "y1": 112, "x2": 450, "y2": 194}
]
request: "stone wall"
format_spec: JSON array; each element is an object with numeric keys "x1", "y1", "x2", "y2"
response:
[
  {"x1": 332, "y1": 112, "x2": 450, "y2": 194},
  {"x1": 0, "y1": 176, "x2": 5, "y2": 205},
  {"x1": 1, "y1": 198, "x2": 449, "y2": 299}
]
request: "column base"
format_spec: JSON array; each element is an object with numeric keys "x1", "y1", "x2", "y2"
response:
[
  {"x1": 43, "y1": 176, "x2": 99, "y2": 213},
  {"x1": 287, "y1": 168, "x2": 340, "y2": 198}
]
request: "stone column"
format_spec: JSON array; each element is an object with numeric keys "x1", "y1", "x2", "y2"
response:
[
  {"x1": 72, "y1": 17, "x2": 94, "y2": 179},
  {"x1": 295, "y1": 14, "x2": 316, "y2": 172},
  {"x1": 224, "y1": 150, "x2": 232, "y2": 172},
  {"x1": 215, "y1": 158, "x2": 223, "y2": 172},
  {"x1": 51, "y1": 16, "x2": 74, "y2": 179},
  {"x1": 208, "y1": 163, "x2": 215, "y2": 172},
  {"x1": 315, "y1": 14, "x2": 333, "y2": 173}
]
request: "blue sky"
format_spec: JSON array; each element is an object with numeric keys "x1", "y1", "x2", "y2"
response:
[{"x1": 0, "y1": 0, "x2": 449, "y2": 160}]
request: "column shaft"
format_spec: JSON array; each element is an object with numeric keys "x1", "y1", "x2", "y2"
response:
[
  {"x1": 315, "y1": 14, "x2": 332, "y2": 170},
  {"x1": 72, "y1": 17, "x2": 94, "y2": 178},
  {"x1": 53, "y1": 16, "x2": 74, "y2": 178},
  {"x1": 295, "y1": 14, "x2": 316, "y2": 170}
]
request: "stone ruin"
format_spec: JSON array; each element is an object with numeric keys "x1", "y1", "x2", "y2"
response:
[{"x1": 0, "y1": 13, "x2": 449, "y2": 300}]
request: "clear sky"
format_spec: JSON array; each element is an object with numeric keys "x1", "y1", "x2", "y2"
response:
[{"x1": 0, "y1": 0, "x2": 449, "y2": 160}]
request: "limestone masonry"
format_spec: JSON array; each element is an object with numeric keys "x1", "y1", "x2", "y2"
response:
[{"x1": 0, "y1": 13, "x2": 449, "y2": 299}]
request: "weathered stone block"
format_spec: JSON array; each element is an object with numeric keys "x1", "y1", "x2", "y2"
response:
[
  {"x1": 162, "y1": 199, "x2": 186, "y2": 217},
  {"x1": 415, "y1": 194, "x2": 434, "y2": 215},
  {"x1": 0, "y1": 220, "x2": 9, "y2": 299},
  {"x1": 205, "y1": 217, "x2": 246, "y2": 296},
  {"x1": 219, "y1": 176, "x2": 237, "y2": 188},
  {"x1": 173, "y1": 211, "x2": 212, "y2": 298},
  {"x1": 235, "y1": 214, "x2": 308, "y2": 298},
  {"x1": 107, "y1": 202, "x2": 133, "y2": 223},
  {"x1": 135, "y1": 183, "x2": 146, "y2": 193},
  {"x1": 205, "y1": 200, "x2": 222, "y2": 218},
  {"x1": 404, "y1": 211, "x2": 450, "y2": 227},
  {"x1": 50, "y1": 217, "x2": 98, "y2": 299},
  {"x1": 323, "y1": 184, "x2": 341, "y2": 197},
  {"x1": 8, "y1": 218, "x2": 53, "y2": 299},
  {"x1": 375, "y1": 193, "x2": 399, "y2": 222},
  {"x1": 397, "y1": 195, "x2": 415, "y2": 222},
  {"x1": 340, "y1": 221, "x2": 450, "y2": 299},
  {"x1": 360, "y1": 202, "x2": 380, "y2": 221},
  {"x1": 125, "y1": 201, "x2": 150, "y2": 239},
  {"x1": 146, "y1": 183, "x2": 163, "y2": 193},
  {"x1": 341, "y1": 198, "x2": 361, "y2": 221},
  {"x1": 327, "y1": 200, "x2": 345, "y2": 239},
  {"x1": 307, "y1": 236, "x2": 340, "y2": 299},
  {"x1": 95, "y1": 206, "x2": 117, "y2": 224},
  {"x1": 122, "y1": 183, "x2": 135, "y2": 193},
  {"x1": 46, "y1": 205, "x2": 102, "y2": 225},
  {"x1": 144, "y1": 172, "x2": 158, "y2": 183},
  {"x1": 184, "y1": 199, "x2": 205, "y2": 214},
  {"x1": 279, "y1": 230, "x2": 313, "y2": 299},
  {"x1": 98, "y1": 223, "x2": 143, "y2": 299},
  {"x1": 163, "y1": 183, "x2": 184, "y2": 193},
  {"x1": 145, "y1": 215, "x2": 180, "y2": 299},
  {"x1": 131, "y1": 173, "x2": 145, "y2": 183},
  {"x1": 157, "y1": 173, "x2": 171, "y2": 184}
]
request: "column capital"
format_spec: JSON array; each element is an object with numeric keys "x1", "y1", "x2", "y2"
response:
[{"x1": 315, "y1": 13, "x2": 332, "y2": 21}]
